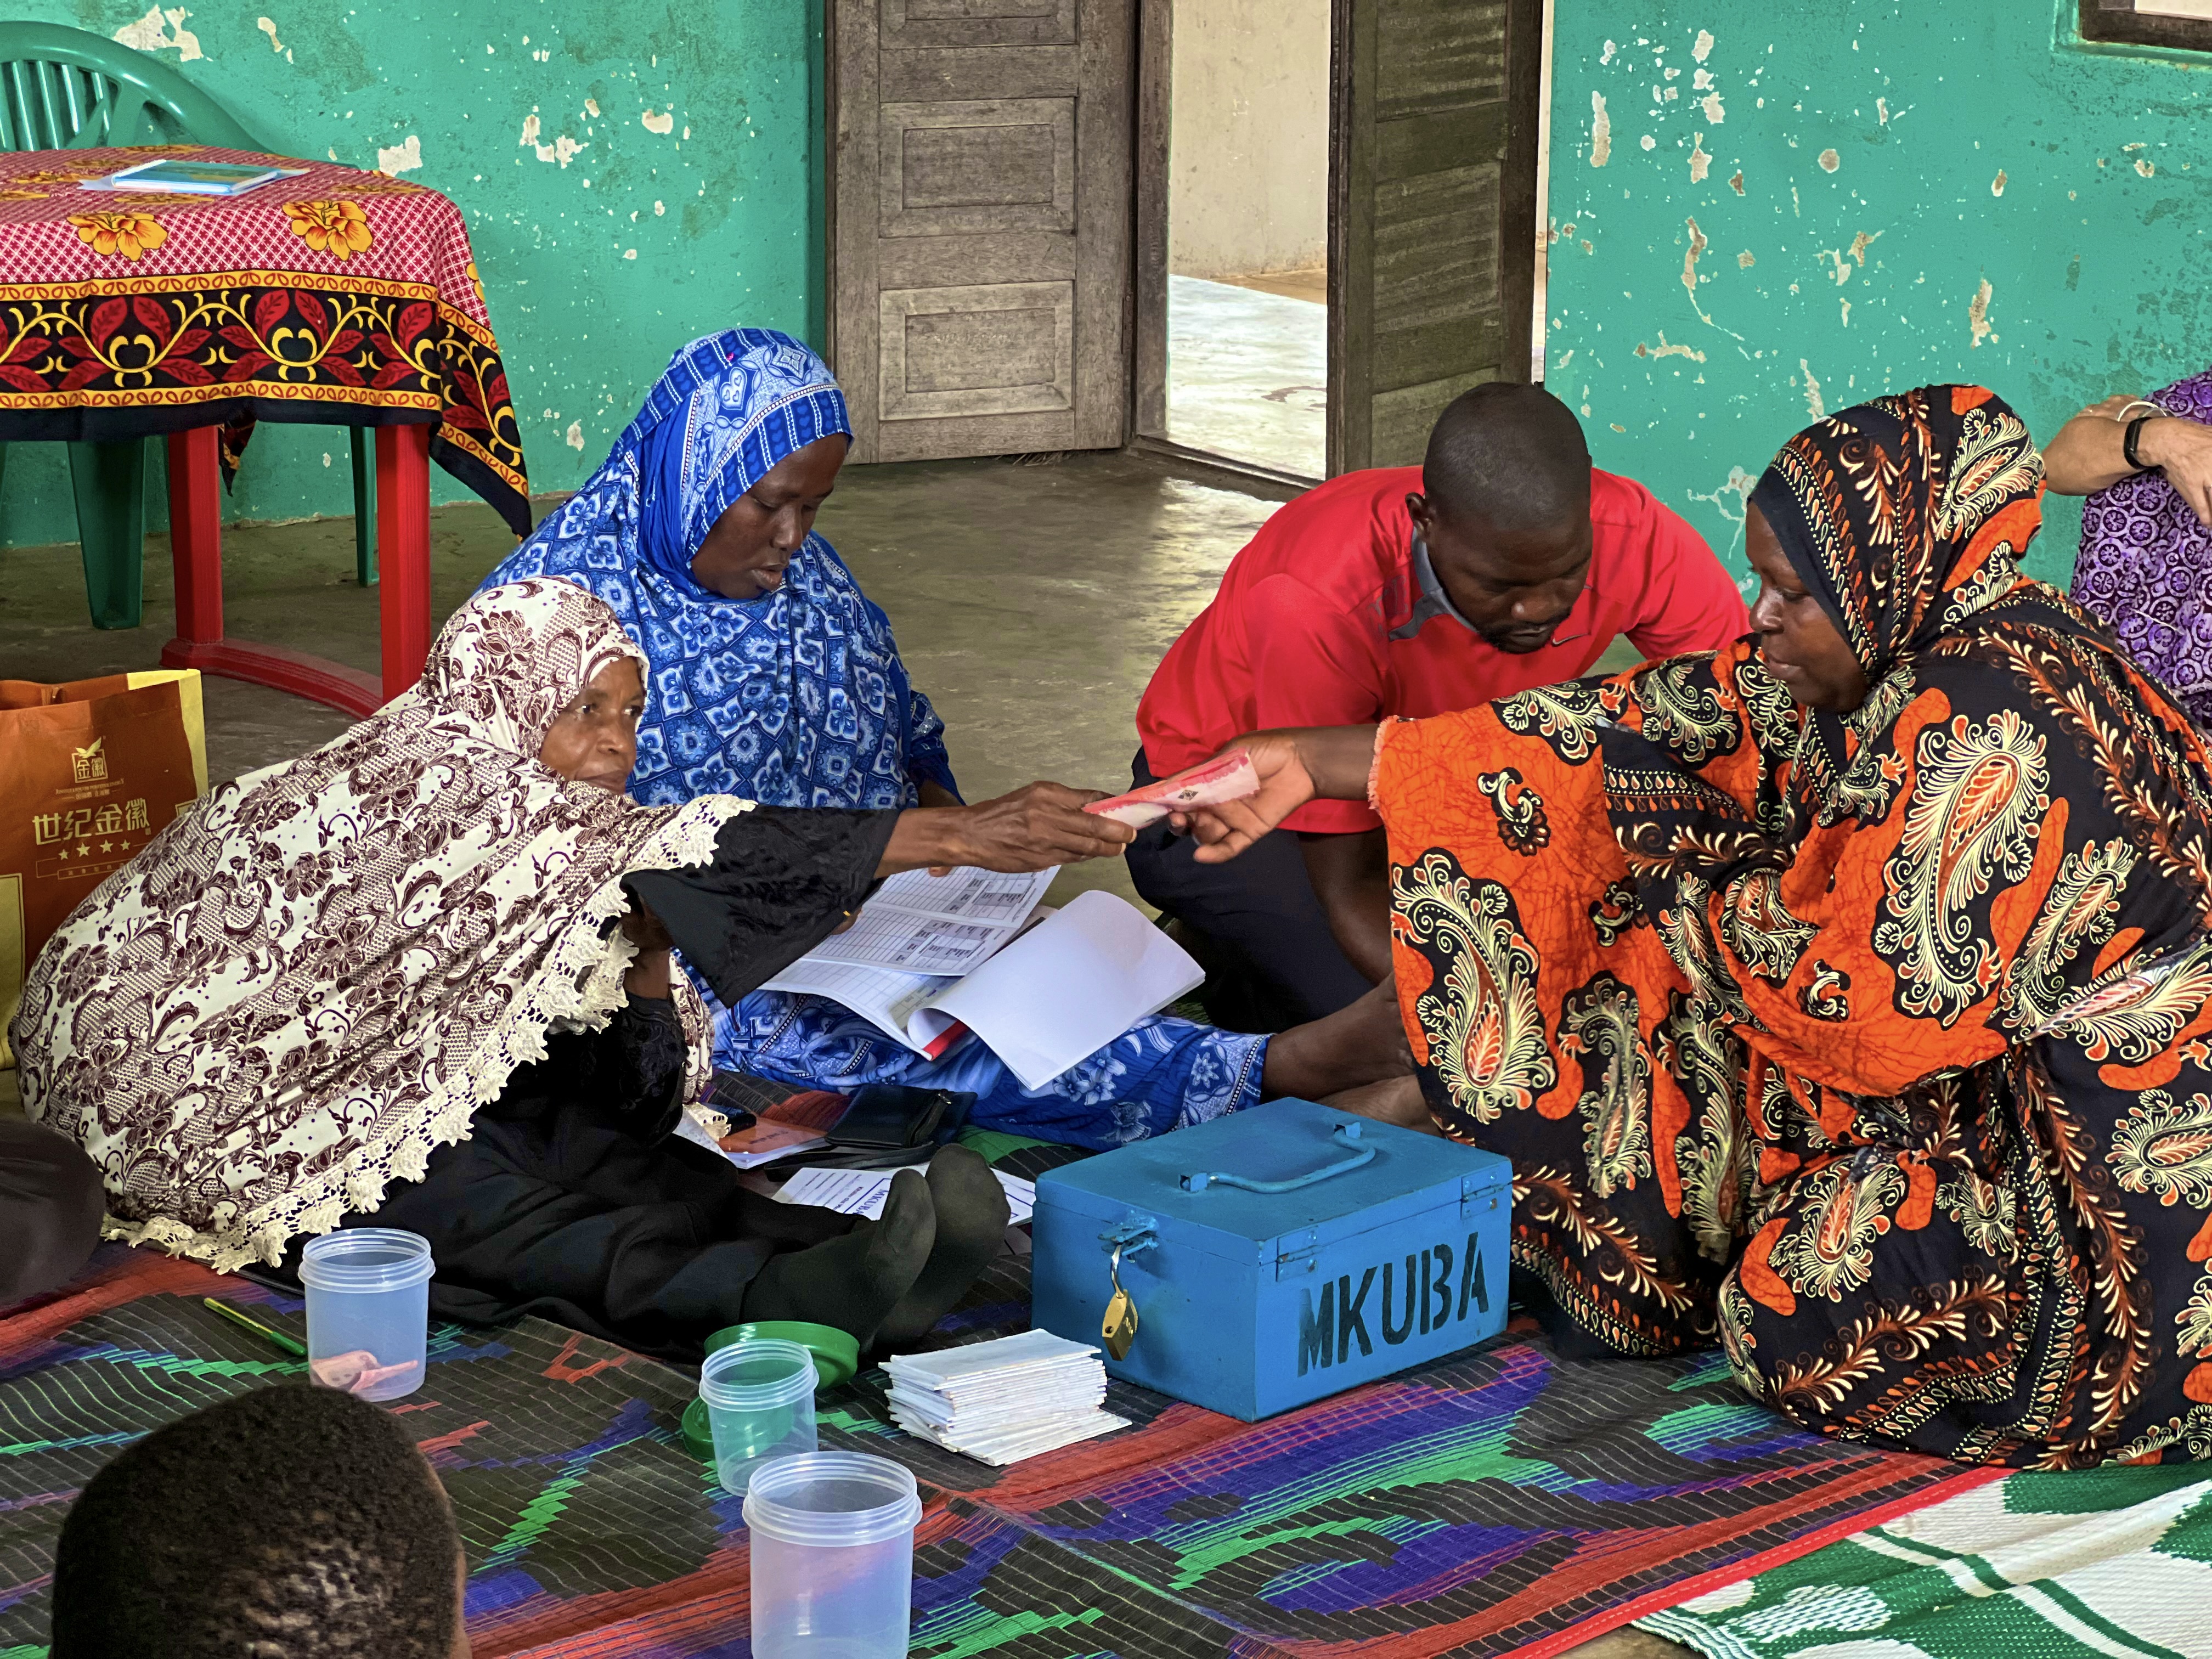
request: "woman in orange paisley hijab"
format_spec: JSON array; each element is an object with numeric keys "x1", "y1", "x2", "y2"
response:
[{"x1": 1177, "y1": 385, "x2": 2212, "y2": 1467}]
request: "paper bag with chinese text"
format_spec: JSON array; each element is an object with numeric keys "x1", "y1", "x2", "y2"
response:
[{"x1": 0, "y1": 670, "x2": 206, "y2": 1068}]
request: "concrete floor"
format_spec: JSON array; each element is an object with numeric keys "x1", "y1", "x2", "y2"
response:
[
  {"x1": 1167, "y1": 273, "x2": 1328, "y2": 481},
  {"x1": 0, "y1": 452, "x2": 1694, "y2": 1659}
]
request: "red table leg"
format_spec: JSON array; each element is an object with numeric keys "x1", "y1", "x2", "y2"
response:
[
  {"x1": 376, "y1": 424, "x2": 433, "y2": 701},
  {"x1": 165, "y1": 426, "x2": 224, "y2": 645},
  {"x1": 157, "y1": 424, "x2": 394, "y2": 719}
]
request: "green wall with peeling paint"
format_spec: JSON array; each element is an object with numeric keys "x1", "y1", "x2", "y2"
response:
[
  {"x1": 1547, "y1": 0, "x2": 2212, "y2": 589},
  {"x1": 0, "y1": 0, "x2": 820, "y2": 554}
]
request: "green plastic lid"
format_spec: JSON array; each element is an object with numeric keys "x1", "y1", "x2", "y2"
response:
[
  {"x1": 704, "y1": 1321, "x2": 859, "y2": 1387},
  {"x1": 681, "y1": 1321, "x2": 861, "y2": 1462}
]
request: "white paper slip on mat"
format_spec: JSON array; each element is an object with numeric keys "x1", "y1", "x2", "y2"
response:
[
  {"x1": 891, "y1": 1408, "x2": 1129, "y2": 1466},
  {"x1": 770, "y1": 1163, "x2": 1036, "y2": 1225},
  {"x1": 884, "y1": 1328, "x2": 1101, "y2": 1387},
  {"x1": 881, "y1": 1328, "x2": 1123, "y2": 1466}
]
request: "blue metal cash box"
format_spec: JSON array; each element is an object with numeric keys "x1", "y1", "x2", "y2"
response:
[{"x1": 1030, "y1": 1098, "x2": 1513, "y2": 1420}]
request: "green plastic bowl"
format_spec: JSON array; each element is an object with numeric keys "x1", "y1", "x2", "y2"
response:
[{"x1": 681, "y1": 1320, "x2": 860, "y2": 1463}]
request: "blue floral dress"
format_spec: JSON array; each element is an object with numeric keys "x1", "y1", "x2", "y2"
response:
[{"x1": 483, "y1": 329, "x2": 1267, "y2": 1146}]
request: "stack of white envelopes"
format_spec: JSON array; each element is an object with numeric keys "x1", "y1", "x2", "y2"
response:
[{"x1": 885, "y1": 1329, "x2": 1129, "y2": 1466}]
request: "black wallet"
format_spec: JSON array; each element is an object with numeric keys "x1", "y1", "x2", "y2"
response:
[{"x1": 827, "y1": 1085, "x2": 972, "y2": 1152}]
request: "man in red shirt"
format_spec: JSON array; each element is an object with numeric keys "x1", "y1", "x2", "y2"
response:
[{"x1": 1130, "y1": 383, "x2": 1748, "y2": 1031}]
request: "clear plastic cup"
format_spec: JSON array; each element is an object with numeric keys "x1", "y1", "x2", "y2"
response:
[
  {"x1": 701, "y1": 1338, "x2": 818, "y2": 1493},
  {"x1": 743, "y1": 1452, "x2": 921, "y2": 1659},
  {"x1": 298, "y1": 1228, "x2": 433, "y2": 1402}
]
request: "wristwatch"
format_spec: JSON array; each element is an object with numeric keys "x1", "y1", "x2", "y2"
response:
[{"x1": 2124, "y1": 414, "x2": 2160, "y2": 473}]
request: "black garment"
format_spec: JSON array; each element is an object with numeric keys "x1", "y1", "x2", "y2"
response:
[
  {"x1": 623, "y1": 806, "x2": 896, "y2": 1004},
  {"x1": 354, "y1": 996, "x2": 848, "y2": 1361},
  {"x1": 0, "y1": 1118, "x2": 104, "y2": 1305},
  {"x1": 337, "y1": 806, "x2": 900, "y2": 1360},
  {"x1": 1121, "y1": 747, "x2": 1370, "y2": 1032}
]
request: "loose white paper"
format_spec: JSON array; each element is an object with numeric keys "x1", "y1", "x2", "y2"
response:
[
  {"x1": 930, "y1": 891, "x2": 1204, "y2": 1091},
  {"x1": 770, "y1": 1162, "x2": 1036, "y2": 1225},
  {"x1": 765, "y1": 888, "x2": 1199, "y2": 1087},
  {"x1": 758, "y1": 956, "x2": 958, "y2": 1055},
  {"x1": 890, "y1": 1406, "x2": 1129, "y2": 1465},
  {"x1": 885, "y1": 1328, "x2": 1101, "y2": 1385}
]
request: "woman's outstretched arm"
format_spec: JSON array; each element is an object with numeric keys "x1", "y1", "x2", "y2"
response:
[
  {"x1": 624, "y1": 783, "x2": 1135, "y2": 1011},
  {"x1": 878, "y1": 781, "x2": 1133, "y2": 875},
  {"x1": 1172, "y1": 726, "x2": 1381, "y2": 862}
]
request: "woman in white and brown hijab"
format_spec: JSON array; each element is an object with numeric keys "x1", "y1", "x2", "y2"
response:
[{"x1": 10, "y1": 579, "x2": 1099, "y2": 1356}]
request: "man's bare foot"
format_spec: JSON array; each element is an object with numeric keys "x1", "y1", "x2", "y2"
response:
[
  {"x1": 1260, "y1": 976, "x2": 1414, "y2": 1101},
  {"x1": 1321, "y1": 1075, "x2": 1440, "y2": 1135}
]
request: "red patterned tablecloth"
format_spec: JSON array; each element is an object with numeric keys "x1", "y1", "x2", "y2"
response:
[{"x1": 0, "y1": 145, "x2": 528, "y2": 533}]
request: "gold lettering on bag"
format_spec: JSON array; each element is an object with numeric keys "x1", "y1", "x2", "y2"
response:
[
  {"x1": 70, "y1": 739, "x2": 107, "y2": 783},
  {"x1": 27, "y1": 798, "x2": 149, "y2": 869}
]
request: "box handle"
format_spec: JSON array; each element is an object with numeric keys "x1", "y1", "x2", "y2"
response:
[{"x1": 1180, "y1": 1121, "x2": 1376, "y2": 1194}]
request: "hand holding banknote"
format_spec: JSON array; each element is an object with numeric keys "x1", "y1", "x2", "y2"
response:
[
  {"x1": 1083, "y1": 748, "x2": 1263, "y2": 827},
  {"x1": 883, "y1": 781, "x2": 1134, "y2": 876},
  {"x1": 1128, "y1": 727, "x2": 1382, "y2": 862}
]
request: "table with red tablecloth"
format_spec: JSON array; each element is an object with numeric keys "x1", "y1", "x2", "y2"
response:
[{"x1": 0, "y1": 144, "x2": 531, "y2": 714}]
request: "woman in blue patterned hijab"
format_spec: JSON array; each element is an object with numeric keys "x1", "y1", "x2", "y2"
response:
[
  {"x1": 484, "y1": 327, "x2": 957, "y2": 810},
  {"x1": 481, "y1": 329, "x2": 1413, "y2": 1148}
]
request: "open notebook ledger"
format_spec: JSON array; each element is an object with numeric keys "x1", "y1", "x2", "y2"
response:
[{"x1": 760, "y1": 879, "x2": 1201, "y2": 1091}]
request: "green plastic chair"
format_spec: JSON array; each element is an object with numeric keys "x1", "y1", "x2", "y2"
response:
[{"x1": 0, "y1": 21, "x2": 376, "y2": 629}]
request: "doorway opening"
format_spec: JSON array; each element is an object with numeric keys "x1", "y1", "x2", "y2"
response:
[
  {"x1": 1158, "y1": 0, "x2": 1330, "y2": 482},
  {"x1": 823, "y1": 0, "x2": 1540, "y2": 483},
  {"x1": 1130, "y1": 0, "x2": 1542, "y2": 489}
]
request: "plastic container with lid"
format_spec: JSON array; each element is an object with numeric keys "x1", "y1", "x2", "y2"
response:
[
  {"x1": 681, "y1": 1321, "x2": 856, "y2": 1463},
  {"x1": 699, "y1": 1338, "x2": 817, "y2": 1493},
  {"x1": 743, "y1": 1451, "x2": 921, "y2": 1659},
  {"x1": 298, "y1": 1228, "x2": 433, "y2": 1402}
]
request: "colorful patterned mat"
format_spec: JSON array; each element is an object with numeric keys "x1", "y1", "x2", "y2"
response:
[
  {"x1": 1640, "y1": 1463, "x2": 2212, "y2": 1659},
  {"x1": 0, "y1": 1239, "x2": 1994, "y2": 1659},
  {"x1": 0, "y1": 1248, "x2": 739, "y2": 1659}
]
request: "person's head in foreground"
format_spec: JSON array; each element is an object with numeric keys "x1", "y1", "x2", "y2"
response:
[
  {"x1": 1410, "y1": 382, "x2": 1595, "y2": 653},
  {"x1": 50, "y1": 1385, "x2": 468, "y2": 1658}
]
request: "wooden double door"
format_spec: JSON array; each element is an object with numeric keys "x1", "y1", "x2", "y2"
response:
[{"x1": 826, "y1": 0, "x2": 1541, "y2": 475}]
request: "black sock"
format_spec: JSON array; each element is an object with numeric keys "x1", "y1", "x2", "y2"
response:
[
  {"x1": 746, "y1": 1167, "x2": 935, "y2": 1346},
  {"x1": 876, "y1": 1147, "x2": 1010, "y2": 1351}
]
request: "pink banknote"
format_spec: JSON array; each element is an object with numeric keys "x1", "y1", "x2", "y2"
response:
[
  {"x1": 309, "y1": 1349, "x2": 424, "y2": 1395},
  {"x1": 1085, "y1": 749, "x2": 1260, "y2": 827}
]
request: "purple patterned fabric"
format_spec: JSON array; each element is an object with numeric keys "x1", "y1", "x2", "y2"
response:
[{"x1": 2071, "y1": 368, "x2": 2212, "y2": 725}]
